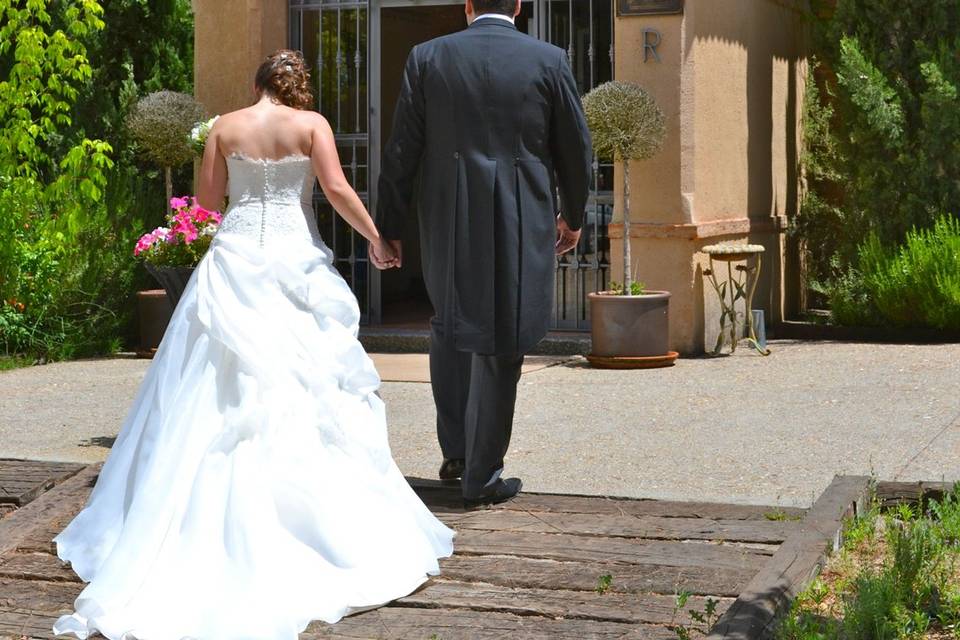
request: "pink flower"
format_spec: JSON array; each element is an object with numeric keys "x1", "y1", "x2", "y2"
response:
[
  {"x1": 194, "y1": 206, "x2": 213, "y2": 223},
  {"x1": 170, "y1": 196, "x2": 190, "y2": 211},
  {"x1": 150, "y1": 226, "x2": 175, "y2": 244},
  {"x1": 133, "y1": 235, "x2": 153, "y2": 256},
  {"x1": 173, "y1": 218, "x2": 199, "y2": 244},
  {"x1": 173, "y1": 209, "x2": 192, "y2": 225},
  {"x1": 134, "y1": 227, "x2": 170, "y2": 255}
]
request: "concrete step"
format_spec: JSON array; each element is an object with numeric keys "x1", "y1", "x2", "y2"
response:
[{"x1": 358, "y1": 328, "x2": 591, "y2": 356}]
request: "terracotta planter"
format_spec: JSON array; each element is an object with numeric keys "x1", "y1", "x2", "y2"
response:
[
  {"x1": 145, "y1": 263, "x2": 195, "y2": 309},
  {"x1": 587, "y1": 291, "x2": 678, "y2": 369},
  {"x1": 136, "y1": 289, "x2": 173, "y2": 355}
]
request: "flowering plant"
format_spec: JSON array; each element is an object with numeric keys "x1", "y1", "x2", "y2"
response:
[
  {"x1": 189, "y1": 115, "x2": 219, "y2": 156},
  {"x1": 134, "y1": 196, "x2": 222, "y2": 267}
]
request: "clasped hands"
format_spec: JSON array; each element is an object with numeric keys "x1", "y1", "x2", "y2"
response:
[
  {"x1": 368, "y1": 215, "x2": 580, "y2": 270},
  {"x1": 369, "y1": 238, "x2": 402, "y2": 270}
]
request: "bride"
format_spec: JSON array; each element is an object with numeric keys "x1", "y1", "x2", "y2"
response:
[{"x1": 52, "y1": 49, "x2": 455, "y2": 640}]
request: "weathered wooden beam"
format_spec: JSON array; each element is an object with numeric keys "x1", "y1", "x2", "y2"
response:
[
  {"x1": 439, "y1": 553, "x2": 754, "y2": 597},
  {"x1": 453, "y1": 529, "x2": 772, "y2": 570},
  {"x1": 303, "y1": 606, "x2": 676, "y2": 639},
  {"x1": 397, "y1": 578, "x2": 734, "y2": 626},
  {"x1": 0, "y1": 577, "x2": 77, "y2": 615},
  {"x1": 0, "y1": 459, "x2": 85, "y2": 507},
  {"x1": 0, "y1": 608, "x2": 57, "y2": 639},
  {"x1": 875, "y1": 480, "x2": 957, "y2": 508},
  {"x1": 435, "y1": 510, "x2": 799, "y2": 543},
  {"x1": 0, "y1": 552, "x2": 79, "y2": 583},
  {"x1": 702, "y1": 475, "x2": 871, "y2": 640},
  {"x1": 409, "y1": 479, "x2": 806, "y2": 521},
  {"x1": 0, "y1": 465, "x2": 99, "y2": 558}
]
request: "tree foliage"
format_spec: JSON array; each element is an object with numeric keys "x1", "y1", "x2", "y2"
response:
[
  {"x1": 0, "y1": 0, "x2": 196, "y2": 359},
  {"x1": 798, "y1": 0, "x2": 960, "y2": 296},
  {"x1": 582, "y1": 81, "x2": 666, "y2": 162},
  {"x1": 127, "y1": 91, "x2": 205, "y2": 170}
]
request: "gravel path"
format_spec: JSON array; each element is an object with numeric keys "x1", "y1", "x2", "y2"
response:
[{"x1": 2, "y1": 340, "x2": 958, "y2": 507}]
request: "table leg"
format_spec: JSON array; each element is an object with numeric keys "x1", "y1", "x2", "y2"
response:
[{"x1": 743, "y1": 254, "x2": 771, "y2": 356}]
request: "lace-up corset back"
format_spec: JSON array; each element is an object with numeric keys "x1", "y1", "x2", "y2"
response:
[{"x1": 218, "y1": 154, "x2": 319, "y2": 246}]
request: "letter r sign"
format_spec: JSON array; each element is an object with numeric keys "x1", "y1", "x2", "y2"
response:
[{"x1": 643, "y1": 28, "x2": 662, "y2": 62}]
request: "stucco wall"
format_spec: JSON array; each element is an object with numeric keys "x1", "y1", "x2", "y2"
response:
[
  {"x1": 614, "y1": 14, "x2": 685, "y2": 224},
  {"x1": 612, "y1": 0, "x2": 805, "y2": 352},
  {"x1": 192, "y1": 0, "x2": 287, "y2": 117},
  {"x1": 691, "y1": 0, "x2": 804, "y2": 225},
  {"x1": 690, "y1": 0, "x2": 805, "y2": 326}
]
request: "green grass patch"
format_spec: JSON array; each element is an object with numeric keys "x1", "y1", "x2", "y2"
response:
[
  {"x1": 0, "y1": 355, "x2": 33, "y2": 372},
  {"x1": 778, "y1": 486, "x2": 960, "y2": 639}
]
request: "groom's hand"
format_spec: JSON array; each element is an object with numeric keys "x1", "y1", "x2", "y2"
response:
[
  {"x1": 386, "y1": 240, "x2": 403, "y2": 268},
  {"x1": 369, "y1": 239, "x2": 397, "y2": 270},
  {"x1": 368, "y1": 239, "x2": 403, "y2": 270},
  {"x1": 555, "y1": 216, "x2": 581, "y2": 255}
]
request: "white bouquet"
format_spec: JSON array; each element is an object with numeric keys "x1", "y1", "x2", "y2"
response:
[{"x1": 189, "y1": 115, "x2": 219, "y2": 156}]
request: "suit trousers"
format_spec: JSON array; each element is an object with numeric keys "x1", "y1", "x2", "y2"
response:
[{"x1": 429, "y1": 321, "x2": 524, "y2": 498}]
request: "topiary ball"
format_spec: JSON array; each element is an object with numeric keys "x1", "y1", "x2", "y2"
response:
[
  {"x1": 127, "y1": 90, "x2": 206, "y2": 168},
  {"x1": 582, "y1": 81, "x2": 666, "y2": 162}
]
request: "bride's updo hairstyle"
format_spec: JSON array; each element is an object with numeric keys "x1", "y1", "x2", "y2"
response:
[{"x1": 255, "y1": 49, "x2": 313, "y2": 110}]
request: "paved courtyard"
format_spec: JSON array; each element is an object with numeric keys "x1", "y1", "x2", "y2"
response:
[{"x1": 1, "y1": 340, "x2": 958, "y2": 507}]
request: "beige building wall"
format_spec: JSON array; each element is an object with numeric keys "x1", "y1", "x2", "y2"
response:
[
  {"x1": 192, "y1": 0, "x2": 288, "y2": 117},
  {"x1": 613, "y1": 0, "x2": 805, "y2": 353}
]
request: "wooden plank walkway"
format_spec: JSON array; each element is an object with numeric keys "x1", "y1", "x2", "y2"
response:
[
  {"x1": 0, "y1": 459, "x2": 836, "y2": 639},
  {"x1": 0, "y1": 460, "x2": 84, "y2": 511}
]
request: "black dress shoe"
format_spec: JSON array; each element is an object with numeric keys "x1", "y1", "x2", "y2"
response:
[
  {"x1": 438, "y1": 458, "x2": 465, "y2": 482},
  {"x1": 463, "y1": 477, "x2": 523, "y2": 509}
]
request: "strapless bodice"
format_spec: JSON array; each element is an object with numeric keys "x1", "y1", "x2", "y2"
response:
[{"x1": 217, "y1": 154, "x2": 319, "y2": 247}]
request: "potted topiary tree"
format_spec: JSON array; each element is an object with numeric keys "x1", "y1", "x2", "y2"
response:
[
  {"x1": 127, "y1": 91, "x2": 209, "y2": 353},
  {"x1": 582, "y1": 81, "x2": 676, "y2": 369},
  {"x1": 127, "y1": 90, "x2": 206, "y2": 210}
]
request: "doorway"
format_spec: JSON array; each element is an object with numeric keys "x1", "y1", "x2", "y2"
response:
[
  {"x1": 290, "y1": 0, "x2": 611, "y2": 329},
  {"x1": 374, "y1": 2, "x2": 536, "y2": 328}
]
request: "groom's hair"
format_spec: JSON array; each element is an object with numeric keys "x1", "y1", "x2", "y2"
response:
[{"x1": 473, "y1": 0, "x2": 516, "y2": 16}]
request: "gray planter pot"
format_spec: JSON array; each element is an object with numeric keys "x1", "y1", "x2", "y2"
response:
[
  {"x1": 588, "y1": 290, "x2": 671, "y2": 358},
  {"x1": 145, "y1": 263, "x2": 195, "y2": 309}
]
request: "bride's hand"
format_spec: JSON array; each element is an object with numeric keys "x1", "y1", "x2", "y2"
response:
[{"x1": 369, "y1": 238, "x2": 400, "y2": 270}]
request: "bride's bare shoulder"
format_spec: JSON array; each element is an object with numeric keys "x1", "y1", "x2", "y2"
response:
[
  {"x1": 292, "y1": 108, "x2": 327, "y2": 123},
  {"x1": 298, "y1": 110, "x2": 334, "y2": 135},
  {"x1": 212, "y1": 107, "x2": 257, "y2": 126}
]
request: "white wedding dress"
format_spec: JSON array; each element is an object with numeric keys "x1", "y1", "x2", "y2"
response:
[{"x1": 53, "y1": 154, "x2": 455, "y2": 640}]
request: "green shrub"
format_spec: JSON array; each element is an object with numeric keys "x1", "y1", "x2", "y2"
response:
[
  {"x1": 798, "y1": 1, "x2": 960, "y2": 309},
  {"x1": 825, "y1": 262, "x2": 880, "y2": 327},
  {"x1": 0, "y1": 1, "x2": 193, "y2": 360},
  {"x1": 832, "y1": 214, "x2": 960, "y2": 329},
  {"x1": 928, "y1": 484, "x2": 960, "y2": 546}
]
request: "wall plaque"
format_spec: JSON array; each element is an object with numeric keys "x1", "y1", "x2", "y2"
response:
[{"x1": 617, "y1": 0, "x2": 683, "y2": 16}]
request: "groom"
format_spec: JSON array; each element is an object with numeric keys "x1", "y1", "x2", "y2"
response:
[{"x1": 372, "y1": 0, "x2": 592, "y2": 508}]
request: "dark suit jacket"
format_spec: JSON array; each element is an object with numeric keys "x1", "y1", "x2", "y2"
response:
[{"x1": 376, "y1": 17, "x2": 593, "y2": 355}]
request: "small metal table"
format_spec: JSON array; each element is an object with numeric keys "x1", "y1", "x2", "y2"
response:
[{"x1": 701, "y1": 244, "x2": 771, "y2": 356}]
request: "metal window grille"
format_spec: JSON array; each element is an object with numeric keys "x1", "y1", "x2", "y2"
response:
[{"x1": 290, "y1": 0, "x2": 372, "y2": 322}]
